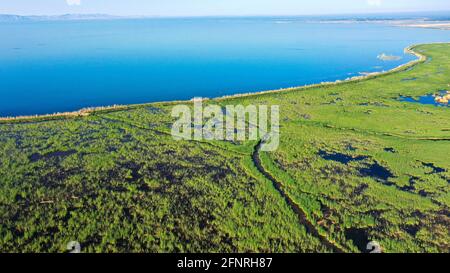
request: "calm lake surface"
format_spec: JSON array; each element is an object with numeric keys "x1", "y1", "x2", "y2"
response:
[{"x1": 1, "y1": 18, "x2": 450, "y2": 116}]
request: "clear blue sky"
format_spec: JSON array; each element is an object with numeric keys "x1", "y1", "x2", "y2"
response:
[{"x1": 1, "y1": 0, "x2": 450, "y2": 16}]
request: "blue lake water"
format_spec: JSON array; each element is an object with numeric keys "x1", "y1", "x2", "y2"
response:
[
  {"x1": 400, "y1": 91, "x2": 450, "y2": 107},
  {"x1": 1, "y1": 18, "x2": 450, "y2": 116}
]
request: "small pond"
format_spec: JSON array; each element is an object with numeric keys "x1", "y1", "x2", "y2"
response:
[{"x1": 399, "y1": 91, "x2": 449, "y2": 107}]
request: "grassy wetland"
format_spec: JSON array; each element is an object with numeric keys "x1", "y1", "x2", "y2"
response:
[{"x1": 0, "y1": 43, "x2": 449, "y2": 253}]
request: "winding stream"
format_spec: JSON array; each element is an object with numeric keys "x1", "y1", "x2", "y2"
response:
[{"x1": 252, "y1": 141, "x2": 345, "y2": 253}]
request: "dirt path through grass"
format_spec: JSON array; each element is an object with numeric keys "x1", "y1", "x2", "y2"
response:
[{"x1": 252, "y1": 140, "x2": 346, "y2": 253}]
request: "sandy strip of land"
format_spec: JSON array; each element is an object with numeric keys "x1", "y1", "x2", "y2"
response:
[{"x1": 399, "y1": 23, "x2": 450, "y2": 30}]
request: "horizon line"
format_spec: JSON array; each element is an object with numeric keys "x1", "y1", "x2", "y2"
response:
[{"x1": 2, "y1": 10, "x2": 450, "y2": 18}]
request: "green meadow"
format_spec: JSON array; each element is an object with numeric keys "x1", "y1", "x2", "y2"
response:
[{"x1": 0, "y1": 44, "x2": 449, "y2": 253}]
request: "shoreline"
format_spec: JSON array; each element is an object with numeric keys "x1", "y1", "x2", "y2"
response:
[
  {"x1": 0, "y1": 43, "x2": 441, "y2": 123},
  {"x1": 398, "y1": 23, "x2": 450, "y2": 31},
  {"x1": 216, "y1": 43, "x2": 430, "y2": 101}
]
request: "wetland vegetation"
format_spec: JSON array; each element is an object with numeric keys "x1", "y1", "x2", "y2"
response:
[{"x1": 0, "y1": 44, "x2": 449, "y2": 253}]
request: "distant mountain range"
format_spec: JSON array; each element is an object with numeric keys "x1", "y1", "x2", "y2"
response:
[
  {"x1": 0, "y1": 12, "x2": 449, "y2": 22},
  {"x1": 0, "y1": 14, "x2": 122, "y2": 22}
]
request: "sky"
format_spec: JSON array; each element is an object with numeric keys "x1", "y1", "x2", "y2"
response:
[{"x1": 1, "y1": 0, "x2": 450, "y2": 16}]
